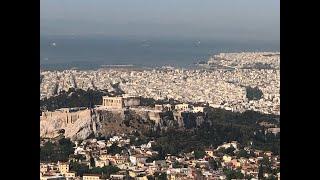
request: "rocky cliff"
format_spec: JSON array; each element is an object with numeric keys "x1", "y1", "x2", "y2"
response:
[
  {"x1": 40, "y1": 106, "x2": 207, "y2": 140},
  {"x1": 40, "y1": 108, "x2": 155, "y2": 140}
]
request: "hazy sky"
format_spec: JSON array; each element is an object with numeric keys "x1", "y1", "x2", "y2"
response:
[{"x1": 41, "y1": 0, "x2": 279, "y2": 41}]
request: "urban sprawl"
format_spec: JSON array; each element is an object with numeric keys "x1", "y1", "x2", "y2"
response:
[
  {"x1": 41, "y1": 52, "x2": 280, "y2": 115},
  {"x1": 40, "y1": 52, "x2": 280, "y2": 180}
]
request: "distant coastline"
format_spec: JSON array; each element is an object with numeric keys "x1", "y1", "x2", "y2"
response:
[
  {"x1": 40, "y1": 51, "x2": 280, "y2": 71},
  {"x1": 41, "y1": 36, "x2": 279, "y2": 71}
]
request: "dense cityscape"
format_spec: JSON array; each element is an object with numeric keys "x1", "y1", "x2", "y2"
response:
[
  {"x1": 41, "y1": 52, "x2": 280, "y2": 115},
  {"x1": 40, "y1": 52, "x2": 280, "y2": 180},
  {"x1": 40, "y1": 136, "x2": 280, "y2": 180}
]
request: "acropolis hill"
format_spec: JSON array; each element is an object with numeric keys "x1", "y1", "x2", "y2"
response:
[
  {"x1": 40, "y1": 52, "x2": 280, "y2": 115},
  {"x1": 40, "y1": 94, "x2": 279, "y2": 140}
]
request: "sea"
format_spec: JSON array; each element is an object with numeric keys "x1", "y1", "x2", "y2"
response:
[{"x1": 40, "y1": 35, "x2": 280, "y2": 70}]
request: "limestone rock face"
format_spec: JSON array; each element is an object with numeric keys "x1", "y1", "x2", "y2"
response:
[
  {"x1": 40, "y1": 107, "x2": 199, "y2": 140},
  {"x1": 64, "y1": 111, "x2": 102, "y2": 140},
  {"x1": 40, "y1": 109, "x2": 102, "y2": 140},
  {"x1": 40, "y1": 119, "x2": 62, "y2": 138},
  {"x1": 40, "y1": 108, "x2": 142, "y2": 140}
]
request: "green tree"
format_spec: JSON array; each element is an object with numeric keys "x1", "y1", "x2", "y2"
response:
[
  {"x1": 69, "y1": 161, "x2": 89, "y2": 177},
  {"x1": 224, "y1": 168, "x2": 244, "y2": 180},
  {"x1": 107, "y1": 143, "x2": 124, "y2": 155},
  {"x1": 73, "y1": 154, "x2": 86, "y2": 161},
  {"x1": 208, "y1": 158, "x2": 219, "y2": 170},
  {"x1": 90, "y1": 156, "x2": 95, "y2": 167},
  {"x1": 259, "y1": 156, "x2": 272, "y2": 174},
  {"x1": 266, "y1": 174, "x2": 277, "y2": 180},
  {"x1": 258, "y1": 163, "x2": 264, "y2": 179},
  {"x1": 89, "y1": 165, "x2": 120, "y2": 178},
  {"x1": 224, "y1": 146, "x2": 236, "y2": 156},
  {"x1": 156, "y1": 172, "x2": 167, "y2": 180},
  {"x1": 141, "y1": 102, "x2": 279, "y2": 159},
  {"x1": 237, "y1": 149, "x2": 250, "y2": 158},
  {"x1": 40, "y1": 88, "x2": 109, "y2": 111},
  {"x1": 246, "y1": 86, "x2": 263, "y2": 101},
  {"x1": 172, "y1": 161, "x2": 183, "y2": 168},
  {"x1": 194, "y1": 150, "x2": 206, "y2": 159},
  {"x1": 40, "y1": 138, "x2": 75, "y2": 162},
  {"x1": 244, "y1": 174, "x2": 254, "y2": 179},
  {"x1": 218, "y1": 146, "x2": 236, "y2": 156}
]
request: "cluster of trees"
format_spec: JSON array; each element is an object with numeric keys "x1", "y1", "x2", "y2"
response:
[
  {"x1": 217, "y1": 146, "x2": 236, "y2": 156},
  {"x1": 89, "y1": 166, "x2": 121, "y2": 178},
  {"x1": 146, "y1": 155, "x2": 163, "y2": 163},
  {"x1": 252, "y1": 63, "x2": 273, "y2": 69},
  {"x1": 106, "y1": 143, "x2": 125, "y2": 155},
  {"x1": 147, "y1": 172, "x2": 167, "y2": 180},
  {"x1": 258, "y1": 156, "x2": 280, "y2": 179},
  {"x1": 140, "y1": 97, "x2": 179, "y2": 107},
  {"x1": 40, "y1": 88, "x2": 108, "y2": 111},
  {"x1": 236, "y1": 149, "x2": 253, "y2": 159},
  {"x1": 194, "y1": 150, "x2": 206, "y2": 159},
  {"x1": 242, "y1": 62, "x2": 273, "y2": 70},
  {"x1": 70, "y1": 154, "x2": 86, "y2": 161},
  {"x1": 40, "y1": 138, "x2": 75, "y2": 162},
  {"x1": 252, "y1": 131, "x2": 280, "y2": 155},
  {"x1": 148, "y1": 145, "x2": 167, "y2": 161},
  {"x1": 69, "y1": 161, "x2": 120, "y2": 178},
  {"x1": 172, "y1": 161, "x2": 186, "y2": 168},
  {"x1": 208, "y1": 158, "x2": 220, "y2": 170},
  {"x1": 144, "y1": 108, "x2": 279, "y2": 156},
  {"x1": 223, "y1": 168, "x2": 245, "y2": 179},
  {"x1": 245, "y1": 86, "x2": 263, "y2": 101}
]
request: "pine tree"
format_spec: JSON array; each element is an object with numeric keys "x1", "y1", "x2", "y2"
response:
[{"x1": 258, "y1": 163, "x2": 264, "y2": 179}]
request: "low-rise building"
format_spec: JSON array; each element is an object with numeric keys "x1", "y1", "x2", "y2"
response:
[
  {"x1": 83, "y1": 174, "x2": 102, "y2": 180},
  {"x1": 64, "y1": 171, "x2": 76, "y2": 179},
  {"x1": 58, "y1": 162, "x2": 69, "y2": 175},
  {"x1": 130, "y1": 154, "x2": 148, "y2": 165}
]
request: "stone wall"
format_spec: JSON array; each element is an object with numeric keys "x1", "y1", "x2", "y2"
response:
[
  {"x1": 40, "y1": 108, "x2": 98, "y2": 140},
  {"x1": 40, "y1": 108, "x2": 91, "y2": 126}
]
